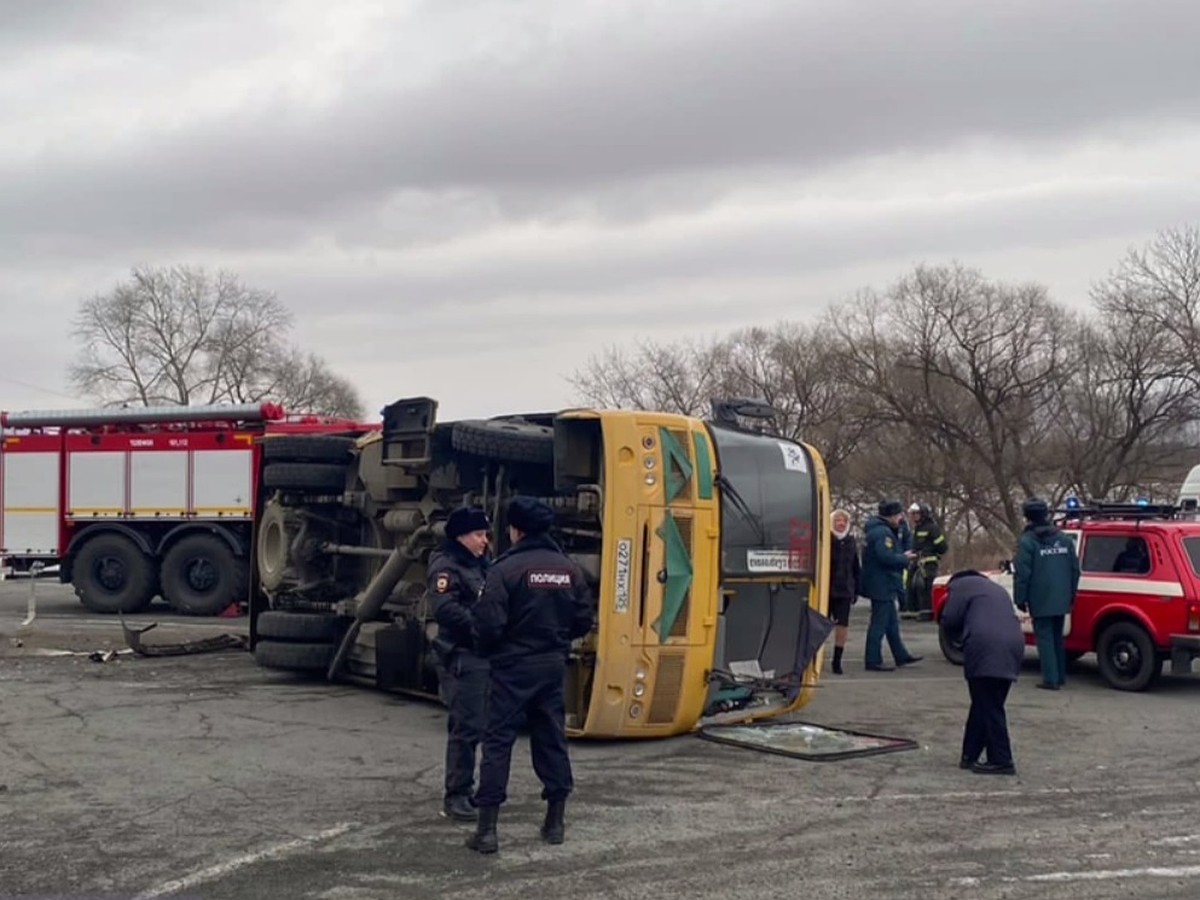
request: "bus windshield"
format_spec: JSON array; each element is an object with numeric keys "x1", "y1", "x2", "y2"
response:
[{"x1": 707, "y1": 424, "x2": 816, "y2": 578}]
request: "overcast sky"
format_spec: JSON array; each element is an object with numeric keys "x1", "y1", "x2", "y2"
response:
[{"x1": 2, "y1": 0, "x2": 1198, "y2": 421}]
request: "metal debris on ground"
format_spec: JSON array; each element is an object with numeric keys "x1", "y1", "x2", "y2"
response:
[{"x1": 119, "y1": 616, "x2": 248, "y2": 658}]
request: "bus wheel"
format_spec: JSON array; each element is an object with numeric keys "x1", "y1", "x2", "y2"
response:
[
  {"x1": 254, "y1": 640, "x2": 335, "y2": 672},
  {"x1": 161, "y1": 534, "x2": 248, "y2": 616},
  {"x1": 450, "y1": 419, "x2": 554, "y2": 465},
  {"x1": 261, "y1": 435, "x2": 356, "y2": 463},
  {"x1": 257, "y1": 611, "x2": 347, "y2": 643},
  {"x1": 262, "y1": 463, "x2": 347, "y2": 493},
  {"x1": 1097, "y1": 621, "x2": 1160, "y2": 691},
  {"x1": 938, "y1": 621, "x2": 965, "y2": 666},
  {"x1": 73, "y1": 534, "x2": 158, "y2": 614}
]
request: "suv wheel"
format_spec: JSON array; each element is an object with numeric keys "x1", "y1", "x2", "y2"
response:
[
  {"x1": 1096, "y1": 621, "x2": 1161, "y2": 692},
  {"x1": 938, "y1": 621, "x2": 964, "y2": 666}
]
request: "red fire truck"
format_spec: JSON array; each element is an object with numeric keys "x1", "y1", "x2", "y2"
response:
[{"x1": 0, "y1": 402, "x2": 373, "y2": 616}]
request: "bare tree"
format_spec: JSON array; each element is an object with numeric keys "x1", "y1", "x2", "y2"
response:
[
  {"x1": 70, "y1": 265, "x2": 363, "y2": 418},
  {"x1": 567, "y1": 227, "x2": 1200, "y2": 559},
  {"x1": 828, "y1": 264, "x2": 1077, "y2": 542},
  {"x1": 567, "y1": 339, "x2": 725, "y2": 416}
]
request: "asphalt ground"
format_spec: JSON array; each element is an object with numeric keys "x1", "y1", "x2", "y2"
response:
[{"x1": 2, "y1": 582, "x2": 1199, "y2": 900}]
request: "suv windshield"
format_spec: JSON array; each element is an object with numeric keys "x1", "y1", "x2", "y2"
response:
[{"x1": 706, "y1": 424, "x2": 816, "y2": 578}]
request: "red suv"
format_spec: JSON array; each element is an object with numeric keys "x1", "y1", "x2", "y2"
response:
[{"x1": 932, "y1": 504, "x2": 1200, "y2": 691}]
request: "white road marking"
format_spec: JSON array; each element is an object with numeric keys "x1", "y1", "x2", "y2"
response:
[
  {"x1": 950, "y1": 864, "x2": 1200, "y2": 887},
  {"x1": 132, "y1": 823, "x2": 355, "y2": 899},
  {"x1": 1153, "y1": 834, "x2": 1200, "y2": 846}
]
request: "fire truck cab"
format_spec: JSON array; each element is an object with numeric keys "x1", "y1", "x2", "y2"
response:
[
  {"x1": 0, "y1": 403, "x2": 371, "y2": 616},
  {"x1": 932, "y1": 502, "x2": 1200, "y2": 691}
]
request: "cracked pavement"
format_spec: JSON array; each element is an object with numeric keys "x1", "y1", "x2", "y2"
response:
[{"x1": 2, "y1": 583, "x2": 1200, "y2": 899}]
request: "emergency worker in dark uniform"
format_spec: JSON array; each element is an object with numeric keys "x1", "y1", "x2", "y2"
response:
[
  {"x1": 1013, "y1": 497, "x2": 1081, "y2": 690},
  {"x1": 904, "y1": 502, "x2": 948, "y2": 620},
  {"x1": 427, "y1": 506, "x2": 492, "y2": 823},
  {"x1": 861, "y1": 499, "x2": 922, "y2": 671},
  {"x1": 466, "y1": 496, "x2": 595, "y2": 855}
]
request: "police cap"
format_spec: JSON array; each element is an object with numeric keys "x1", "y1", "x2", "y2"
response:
[
  {"x1": 507, "y1": 496, "x2": 555, "y2": 535},
  {"x1": 445, "y1": 506, "x2": 491, "y2": 539}
]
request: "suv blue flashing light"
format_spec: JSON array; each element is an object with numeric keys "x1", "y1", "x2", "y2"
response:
[
  {"x1": 1136, "y1": 496, "x2": 1150, "y2": 507},
  {"x1": 1065, "y1": 497, "x2": 1081, "y2": 510}
]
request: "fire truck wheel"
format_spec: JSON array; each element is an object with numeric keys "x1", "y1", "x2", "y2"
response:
[
  {"x1": 254, "y1": 640, "x2": 335, "y2": 672},
  {"x1": 161, "y1": 534, "x2": 249, "y2": 617},
  {"x1": 262, "y1": 463, "x2": 348, "y2": 492},
  {"x1": 450, "y1": 419, "x2": 554, "y2": 465},
  {"x1": 1096, "y1": 621, "x2": 1161, "y2": 692},
  {"x1": 73, "y1": 534, "x2": 158, "y2": 614},
  {"x1": 261, "y1": 435, "x2": 356, "y2": 463},
  {"x1": 257, "y1": 611, "x2": 347, "y2": 643}
]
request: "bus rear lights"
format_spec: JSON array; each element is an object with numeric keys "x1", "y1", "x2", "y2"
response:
[
  {"x1": 644, "y1": 474, "x2": 657, "y2": 486},
  {"x1": 629, "y1": 703, "x2": 643, "y2": 719},
  {"x1": 1188, "y1": 603, "x2": 1200, "y2": 632},
  {"x1": 632, "y1": 682, "x2": 646, "y2": 698},
  {"x1": 644, "y1": 456, "x2": 656, "y2": 469},
  {"x1": 635, "y1": 665, "x2": 647, "y2": 681}
]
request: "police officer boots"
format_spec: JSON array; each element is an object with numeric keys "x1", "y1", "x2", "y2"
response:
[
  {"x1": 465, "y1": 806, "x2": 499, "y2": 854},
  {"x1": 541, "y1": 800, "x2": 566, "y2": 845}
]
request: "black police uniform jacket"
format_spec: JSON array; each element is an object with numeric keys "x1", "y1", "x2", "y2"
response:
[
  {"x1": 472, "y1": 533, "x2": 595, "y2": 669},
  {"x1": 427, "y1": 540, "x2": 489, "y2": 656}
]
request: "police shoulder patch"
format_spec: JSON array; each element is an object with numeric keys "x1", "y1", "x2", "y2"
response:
[
  {"x1": 526, "y1": 568, "x2": 574, "y2": 589},
  {"x1": 434, "y1": 572, "x2": 451, "y2": 594},
  {"x1": 884, "y1": 537, "x2": 894, "y2": 549}
]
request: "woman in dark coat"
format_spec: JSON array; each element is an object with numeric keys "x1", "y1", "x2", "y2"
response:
[
  {"x1": 940, "y1": 570, "x2": 1025, "y2": 775},
  {"x1": 828, "y1": 509, "x2": 862, "y2": 675}
]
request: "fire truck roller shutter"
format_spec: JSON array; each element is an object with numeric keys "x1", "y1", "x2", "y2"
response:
[
  {"x1": 160, "y1": 531, "x2": 249, "y2": 616},
  {"x1": 71, "y1": 531, "x2": 158, "y2": 614}
]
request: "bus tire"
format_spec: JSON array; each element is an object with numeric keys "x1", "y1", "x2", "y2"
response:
[
  {"x1": 262, "y1": 463, "x2": 347, "y2": 492},
  {"x1": 1096, "y1": 621, "x2": 1160, "y2": 691},
  {"x1": 257, "y1": 611, "x2": 347, "y2": 643},
  {"x1": 161, "y1": 534, "x2": 248, "y2": 616},
  {"x1": 254, "y1": 640, "x2": 335, "y2": 672},
  {"x1": 73, "y1": 533, "x2": 158, "y2": 614},
  {"x1": 450, "y1": 419, "x2": 554, "y2": 465},
  {"x1": 261, "y1": 435, "x2": 356, "y2": 463}
]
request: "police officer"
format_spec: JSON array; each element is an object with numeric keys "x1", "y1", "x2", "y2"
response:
[
  {"x1": 1013, "y1": 497, "x2": 1081, "y2": 691},
  {"x1": 466, "y1": 496, "x2": 595, "y2": 855},
  {"x1": 428, "y1": 506, "x2": 492, "y2": 822},
  {"x1": 904, "y1": 502, "x2": 948, "y2": 620}
]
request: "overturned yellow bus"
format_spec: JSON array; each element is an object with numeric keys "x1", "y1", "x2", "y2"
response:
[{"x1": 249, "y1": 397, "x2": 831, "y2": 738}]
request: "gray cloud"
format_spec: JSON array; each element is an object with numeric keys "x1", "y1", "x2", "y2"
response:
[
  {"x1": 1, "y1": 0, "x2": 1198, "y2": 420},
  {"x1": 2, "y1": 0, "x2": 1199, "y2": 259}
]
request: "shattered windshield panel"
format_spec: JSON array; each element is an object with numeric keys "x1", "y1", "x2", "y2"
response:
[{"x1": 707, "y1": 424, "x2": 816, "y2": 577}]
